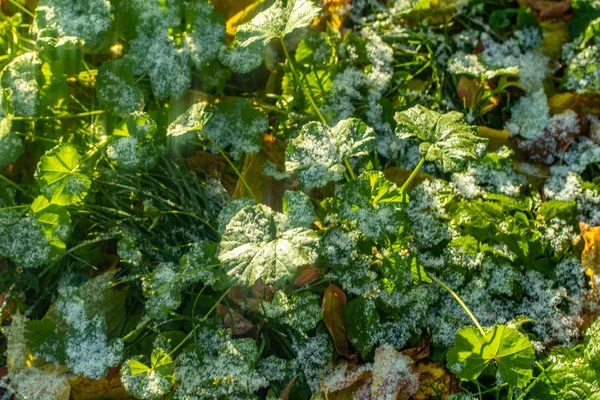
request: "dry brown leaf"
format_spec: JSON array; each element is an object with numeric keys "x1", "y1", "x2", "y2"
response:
[
  {"x1": 68, "y1": 367, "x2": 127, "y2": 400},
  {"x1": 252, "y1": 280, "x2": 275, "y2": 301},
  {"x1": 293, "y1": 265, "x2": 321, "y2": 287},
  {"x1": 401, "y1": 336, "x2": 431, "y2": 362},
  {"x1": 527, "y1": 0, "x2": 572, "y2": 17},
  {"x1": 216, "y1": 304, "x2": 255, "y2": 335},
  {"x1": 322, "y1": 284, "x2": 353, "y2": 359},
  {"x1": 456, "y1": 76, "x2": 500, "y2": 115}
]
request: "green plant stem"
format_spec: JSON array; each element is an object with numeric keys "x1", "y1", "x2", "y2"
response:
[
  {"x1": 169, "y1": 288, "x2": 231, "y2": 357},
  {"x1": 0, "y1": 173, "x2": 27, "y2": 194},
  {"x1": 12, "y1": 110, "x2": 104, "y2": 121},
  {"x1": 8, "y1": 0, "x2": 35, "y2": 18},
  {"x1": 430, "y1": 275, "x2": 485, "y2": 337},
  {"x1": 400, "y1": 156, "x2": 426, "y2": 192},
  {"x1": 516, "y1": 363, "x2": 555, "y2": 400},
  {"x1": 280, "y1": 37, "x2": 356, "y2": 180},
  {"x1": 280, "y1": 37, "x2": 328, "y2": 126},
  {"x1": 202, "y1": 131, "x2": 257, "y2": 201}
]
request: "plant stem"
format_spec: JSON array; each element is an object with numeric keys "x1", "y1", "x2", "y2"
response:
[
  {"x1": 12, "y1": 110, "x2": 104, "y2": 121},
  {"x1": 202, "y1": 131, "x2": 257, "y2": 202},
  {"x1": 400, "y1": 156, "x2": 426, "y2": 192},
  {"x1": 8, "y1": 0, "x2": 35, "y2": 18},
  {"x1": 169, "y1": 288, "x2": 231, "y2": 356},
  {"x1": 280, "y1": 37, "x2": 357, "y2": 180},
  {"x1": 430, "y1": 275, "x2": 485, "y2": 337},
  {"x1": 280, "y1": 37, "x2": 328, "y2": 126},
  {"x1": 0, "y1": 174, "x2": 27, "y2": 194}
]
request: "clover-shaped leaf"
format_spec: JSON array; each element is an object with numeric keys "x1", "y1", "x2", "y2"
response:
[
  {"x1": 219, "y1": 204, "x2": 319, "y2": 286},
  {"x1": 447, "y1": 325, "x2": 535, "y2": 388},
  {"x1": 121, "y1": 348, "x2": 175, "y2": 400},
  {"x1": 96, "y1": 57, "x2": 144, "y2": 116},
  {"x1": 286, "y1": 118, "x2": 375, "y2": 188},
  {"x1": 0, "y1": 118, "x2": 24, "y2": 168},
  {"x1": 395, "y1": 105, "x2": 487, "y2": 173},
  {"x1": 35, "y1": 144, "x2": 91, "y2": 206}
]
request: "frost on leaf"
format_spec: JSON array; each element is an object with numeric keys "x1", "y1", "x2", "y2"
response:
[
  {"x1": 167, "y1": 102, "x2": 211, "y2": 138},
  {"x1": 57, "y1": 295, "x2": 124, "y2": 380},
  {"x1": 227, "y1": 0, "x2": 321, "y2": 72},
  {"x1": 184, "y1": 1, "x2": 226, "y2": 69},
  {"x1": 282, "y1": 190, "x2": 315, "y2": 229},
  {"x1": 31, "y1": 195, "x2": 71, "y2": 260},
  {"x1": 35, "y1": 0, "x2": 112, "y2": 43},
  {"x1": 446, "y1": 325, "x2": 535, "y2": 388},
  {"x1": 121, "y1": 348, "x2": 175, "y2": 400},
  {"x1": 0, "y1": 53, "x2": 43, "y2": 117},
  {"x1": 336, "y1": 171, "x2": 406, "y2": 240},
  {"x1": 0, "y1": 211, "x2": 52, "y2": 268},
  {"x1": 175, "y1": 329, "x2": 269, "y2": 398},
  {"x1": 35, "y1": 144, "x2": 91, "y2": 206},
  {"x1": 202, "y1": 98, "x2": 269, "y2": 160},
  {"x1": 0, "y1": 117, "x2": 24, "y2": 167},
  {"x1": 286, "y1": 118, "x2": 375, "y2": 188},
  {"x1": 108, "y1": 112, "x2": 158, "y2": 171},
  {"x1": 96, "y1": 57, "x2": 144, "y2": 116},
  {"x1": 219, "y1": 204, "x2": 319, "y2": 286},
  {"x1": 395, "y1": 105, "x2": 487, "y2": 173}
]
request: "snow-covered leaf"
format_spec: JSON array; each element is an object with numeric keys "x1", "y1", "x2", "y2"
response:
[
  {"x1": 1, "y1": 53, "x2": 43, "y2": 117},
  {"x1": 395, "y1": 105, "x2": 487, "y2": 172},
  {"x1": 219, "y1": 204, "x2": 319, "y2": 285},
  {"x1": 0, "y1": 117, "x2": 24, "y2": 167},
  {"x1": 121, "y1": 348, "x2": 175, "y2": 400},
  {"x1": 96, "y1": 57, "x2": 144, "y2": 116},
  {"x1": 286, "y1": 118, "x2": 375, "y2": 188}
]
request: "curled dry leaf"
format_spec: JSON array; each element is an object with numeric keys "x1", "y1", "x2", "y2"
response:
[
  {"x1": 216, "y1": 304, "x2": 255, "y2": 335},
  {"x1": 322, "y1": 284, "x2": 353, "y2": 359},
  {"x1": 526, "y1": 0, "x2": 572, "y2": 18},
  {"x1": 413, "y1": 360, "x2": 460, "y2": 400},
  {"x1": 319, "y1": 345, "x2": 420, "y2": 399}
]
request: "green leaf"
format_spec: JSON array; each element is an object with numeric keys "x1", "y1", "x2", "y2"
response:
[
  {"x1": 236, "y1": 0, "x2": 321, "y2": 48},
  {"x1": 0, "y1": 117, "x2": 24, "y2": 168},
  {"x1": 202, "y1": 98, "x2": 269, "y2": 160},
  {"x1": 35, "y1": 144, "x2": 91, "y2": 206},
  {"x1": 1, "y1": 52, "x2": 44, "y2": 117},
  {"x1": 96, "y1": 57, "x2": 144, "y2": 115},
  {"x1": 343, "y1": 298, "x2": 381, "y2": 354},
  {"x1": 167, "y1": 102, "x2": 211, "y2": 138},
  {"x1": 336, "y1": 171, "x2": 407, "y2": 240},
  {"x1": 30, "y1": 195, "x2": 70, "y2": 259},
  {"x1": 35, "y1": 0, "x2": 112, "y2": 43},
  {"x1": 36, "y1": 30, "x2": 83, "y2": 77},
  {"x1": 219, "y1": 204, "x2": 319, "y2": 286},
  {"x1": 538, "y1": 200, "x2": 577, "y2": 221},
  {"x1": 394, "y1": 105, "x2": 487, "y2": 173},
  {"x1": 121, "y1": 348, "x2": 175, "y2": 400},
  {"x1": 447, "y1": 325, "x2": 535, "y2": 388},
  {"x1": 286, "y1": 118, "x2": 375, "y2": 188},
  {"x1": 24, "y1": 319, "x2": 65, "y2": 365},
  {"x1": 410, "y1": 257, "x2": 432, "y2": 283}
]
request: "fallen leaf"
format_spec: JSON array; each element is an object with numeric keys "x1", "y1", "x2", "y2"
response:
[
  {"x1": 252, "y1": 280, "x2": 275, "y2": 301},
  {"x1": 477, "y1": 126, "x2": 509, "y2": 141},
  {"x1": 539, "y1": 21, "x2": 571, "y2": 60},
  {"x1": 322, "y1": 284, "x2": 353, "y2": 359},
  {"x1": 527, "y1": 0, "x2": 572, "y2": 17},
  {"x1": 293, "y1": 265, "x2": 321, "y2": 286},
  {"x1": 314, "y1": 0, "x2": 352, "y2": 31},
  {"x1": 402, "y1": 336, "x2": 431, "y2": 362},
  {"x1": 216, "y1": 304, "x2": 255, "y2": 335},
  {"x1": 68, "y1": 367, "x2": 127, "y2": 400},
  {"x1": 413, "y1": 360, "x2": 460, "y2": 400},
  {"x1": 580, "y1": 222, "x2": 600, "y2": 289},
  {"x1": 456, "y1": 76, "x2": 500, "y2": 115}
]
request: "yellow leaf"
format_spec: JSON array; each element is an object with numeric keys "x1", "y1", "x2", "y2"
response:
[
  {"x1": 222, "y1": 0, "x2": 268, "y2": 37},
  {"x1": 413, "y1": 361, "x2": 458, "y2": 400},
  {"x1": 313, "y1": 0, "x2": 352, "y2": 31},
  {"x1": 539, "y1": 21, "x2": 570, "y2": 60},
  {"x1": 68, "y1": 367, "x2": 128, "y2": 400},
  {"x1": 232, "y1": 134, "x2": 287, "y2": 208},
  {"x1": 580, "y1": 222, "x2": 600, "y2": 289},
  {"x1": 477, "y1": 126, "x2": 509, "y2": 141}
]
